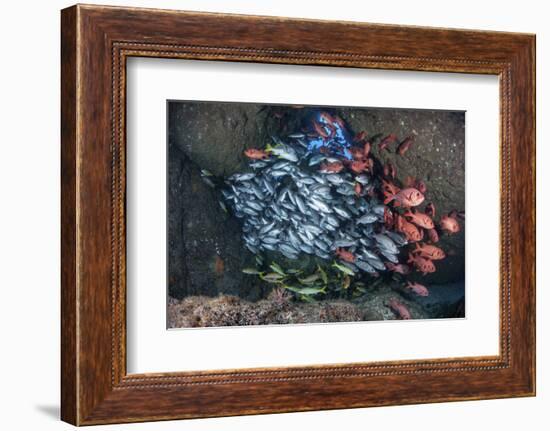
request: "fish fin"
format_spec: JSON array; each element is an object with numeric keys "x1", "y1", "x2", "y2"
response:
[{"x1": 383, "y1": 195, "x2": 395, "y2": 205}]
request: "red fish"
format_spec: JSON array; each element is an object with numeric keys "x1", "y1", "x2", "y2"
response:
[
  {"x1": 384, "y1": 188, "x2": 425, "y2": 207},
  {"x1": 384, "y1": 207, "x2": 395, "y2": 229},
  {"x1": 405, "y1": 176, "x2": 427, "y2": 194},
  {"x1": 320, "y1": 161, "x2": 344, "y2": 173},
  {"x1": 383, "y1": 162, "x2": 396, "y2": 179},
  {"x1": 313, "y1": 121, "x2": 330, "y2": 138},
  {"x1": 408, "y1": 253, "x2": 436, "y2": 275},
  {"x1": 335, "y1": 248, "x2": 356, "y2": 263},
  {"x1": 244, "y1": 148, "x2": 269, "y2": 160},
  {"x1": 353, "y1": 130, "x2": 368, "y2": 143},
  {"x1": 382, "y1": 179, "x2": 400, "y2": 196},
  {"x1": 388, "y1": 298, "x2": 412, "y2": 320},
  {"x1": 350, "y1": 160, "x2": 369, "y2": 174},
  {"x1": 332, "y1": 115, "x2": 346, "y2": 129},
  {"x1": 319, "y1": 111, "x2": 335, "y2": 125},
  {"x1": 449, "y1": 209, "x2": 465, "y2": 220},
  {"x1": 426, "y1": 228, "x2": 440, "y2": 243},
  {"x1": 397, "y1": 136, "x2": 414, "y2": 156},
  {"x1": 440, "y1": 214, "x2": 460, "y2": 234},
  {"x1": 396, "y1": 215, "x2": 424, "y2": 242},
  {"x1": 366, "y1": 158, "x2": 374, "y2": 172},
  {"x1": 385, "y1": 262, "x2": 411, "y2": 275},
  {"x1": 405, "y1": 281, "x2": 429, "y2": 297},
  {"x1": 404, "y1": 209, "x2": 435, "y2": 229},
  {"x1": 379, "y1": 134, "x2": 398, "y2": 151},
  {"x1": 324, "y1": 122, "x2": 336, "y2": 138},
  {"x1": 350, "y1": 146, "x2": 365, "y2": 161},
  {"x1": 382, "y1": 180, "x2": 401, "y2": 206},
  {"x1": 363, "y1": 141, "x2": 371, "y2": 157},
  {"x1": 354, "y1": 182, "x2": 362, "y2": 196},
  {"x1": 416, "y1": 180, "x2": 427, "y2": 194},
  {"x1": 425, "y1": 202, "x2": 436, "y2": 218},
  {"x1": 413, "y1": 243, "x2": 446, "y2": 260}
]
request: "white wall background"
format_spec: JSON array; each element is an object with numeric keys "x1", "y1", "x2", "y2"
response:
[{"x1": 0, "y1": 0, "x2": 546, "y2": 429}]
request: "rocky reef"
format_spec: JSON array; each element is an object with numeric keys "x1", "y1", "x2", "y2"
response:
[{"x1": 167, "y1": 279, "x2": 465, "y2": 328}]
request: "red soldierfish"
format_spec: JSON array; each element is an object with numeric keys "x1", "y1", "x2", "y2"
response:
[
  {"x1": 426, "y1": 228, "x2": 440, "y2": 243},
  {"x1": 440, "y1": 214, "x2": 460, "y2": 233},
  {"x1": 382, "y1": 179, "x2": 400, "y2": 196},
  {"x1": 363, "y1": 141, "x2": 371, "y2": 157},
  {"x1": 407, "y1": 253, "x2": 436, "y2": 275},
  {"x1": 335, "y1": 248, "x2": 356, "y2": 263},
  {"x1": 396, "y1": 215, "x2": 424, "y2": 242},
  {"x1": 350, "y1": 146, "x2": 365, "y2": 161},
  {"x1": 388, "y1": 298, "x2": 412, "y2": 320},
  {"x1": 397, "y1": 136, "x2": 414, "y2": 155},
  {"x1": 244, "y1": 148, "x2": 269, "y2": 160},
  {"x1": 384, "y1": 162, "x2": 396, "y2": 179},
  {"x1": 405, "y1": 281, "x2": 429, "y2": 297},
  {"x1": 384, "y1": 188, "x2": 425, "y2": 207},
  {"x1": 382, "y1": 180, "x2": 401, "y2": 206},
  {"x1": 353, "y1": 130, "x2": 368, "y2": 143},
  {"x1": 320, "y1": 161, "x2": 344, "y2": 173},
  {"x1": 385, "y1": 262, "x2": 411, "y2": 275},
  {"x1": 416, "y1": 180, "x2": 427, "y2": 194},
  {"x1": 404, "y1": 209, "x2": 435, "y2": 229},
  {"x1": 425, "y1": 202, "x2": 436, "y2": 218},
  {"x1": 384, "y1": 207, "x2": 395, "y2": 229},
  {"x1": 413, "y1": 243, "x2": 446, "y2": 260},
  {"x1": 332, "y1": 115, "x2": 346, "y2": 129},
  {"x1": 405, "y1": 176, "x2": 426, "y2": 194},
  {"x1": 354, "y1": 183, "x2": 362, "y2": 196},
  {"x1": 319, "y1": 111, "x2": 335, "y2": 125},
  {"x1": 313, "y1": 121, "x2": 330, "y2": 138},
  {"x1": 350, "y1": 160, "x2": 369, "y2": 174},
  {"x1": 379, "y1": 134, "x2": 398, "y2": 151},
  {"x1": 366, "y1": 158, "x2": 374, "y2": 172}
]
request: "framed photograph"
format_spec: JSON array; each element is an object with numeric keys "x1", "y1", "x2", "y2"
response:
[{"x1": 61, "y1": 4, "x2": 535, "y2": 425}]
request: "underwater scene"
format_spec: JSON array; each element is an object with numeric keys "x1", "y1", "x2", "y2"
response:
[{"x1": 167, "y1": 101, "x2": 465, "y2": 328}]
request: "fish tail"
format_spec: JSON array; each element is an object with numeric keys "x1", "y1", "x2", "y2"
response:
[
  {"x1": 265, "y1": 143, "x2": 274, "y2": 153},
  {"x1": 383, "y1": 194, "x2": 395, "y2": 205}
]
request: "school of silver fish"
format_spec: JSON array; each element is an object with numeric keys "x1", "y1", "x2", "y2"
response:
[{"x1": 221, "y1": 134, "x2": 405, "y2": 276}]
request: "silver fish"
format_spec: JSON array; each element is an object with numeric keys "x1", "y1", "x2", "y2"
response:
[
  {"x1": 231, "y1": 172, "x2": 255, "y2": 181},
  {"x1": 373, "y1": 233, "x2": 399, "y2": 254},
  {"x1": 308, "y1": 154, "x2": 326, "y2": 166},
  {"x1": 308, "y1": 197, "x2": 332, "y2": 214},
  {"x1": 333, "y1": 206, "x2": 351, "y2": 219},
  {"x1": 357, "y1": 213, "x2": 378, "y2": 224}
]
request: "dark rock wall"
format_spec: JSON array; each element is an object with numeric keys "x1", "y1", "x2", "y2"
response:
[{"x1": 168, "y1": 101, "x2": 465, "y2": 299}]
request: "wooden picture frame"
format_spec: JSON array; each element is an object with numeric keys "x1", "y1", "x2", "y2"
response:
[{"x1": 61, "y1": 4, "x2": 536, "y2": 425}]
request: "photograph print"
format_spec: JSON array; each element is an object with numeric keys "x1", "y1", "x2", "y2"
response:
[{"x1": 167, "y1": 101, "x2": 465, "y2": 328}]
